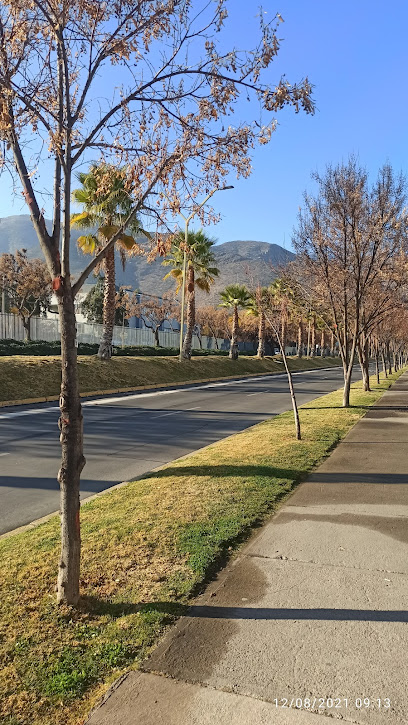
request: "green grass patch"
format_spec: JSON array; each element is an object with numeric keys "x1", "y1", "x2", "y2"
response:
[
  {"x1": 0, "y1": 370, "x2": 402, "y2": 725},
  {"x1": 0, "y1": 353, "x2": 342, "y2": 404}
]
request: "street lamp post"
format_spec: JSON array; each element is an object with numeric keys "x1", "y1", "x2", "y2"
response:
[{"x1": 176, "y1": 186, "x2": 233, "y2": 362}]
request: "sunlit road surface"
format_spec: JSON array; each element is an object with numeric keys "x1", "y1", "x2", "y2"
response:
[{"x1": 0, "y1": 365, "x2": 366, "y2": 535}]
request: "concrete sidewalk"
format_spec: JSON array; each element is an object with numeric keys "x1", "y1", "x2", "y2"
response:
[{"x1": 87, "y1": 375, "x2": 408, "y2": 725}]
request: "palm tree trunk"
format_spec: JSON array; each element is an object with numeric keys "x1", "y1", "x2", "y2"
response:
[
  {"x1": 98, "y1": 245, "x2": 116, "y2": 360},
  {"x1": 257, "y1": 310, "x2": 265, "y2": 358},
  {"x1": 297, "y1": 319, "x2": 303, "y2": 357},
  {"x1": 182, "y1": 266, "x2": 195, "y2": 360},
  {"x1": 230, "y1": 305, "x2": 239, "y2": 360}
]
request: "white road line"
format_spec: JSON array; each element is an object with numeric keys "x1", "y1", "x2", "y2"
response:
[
  {"x1": 247, "y1": 393, "x2": 259, "y2": 396},
  {"x1": 0, "y1": 452, "x2": 9, "y2": 456},
  {"x1": 0, "y1": 366, "x2": 342, "y2": 421},
  {"x1": 0, "y1": 406, "x2": 59, "y2": 421},
  {"x1": 186, "y1": 406, "x2": 201, "y2": 410},
  {"x1": 152, "y1": 410, "x2": 179, "y2": 419}
]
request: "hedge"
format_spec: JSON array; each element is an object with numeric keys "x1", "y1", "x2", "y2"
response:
[{"x1": 0, "y1": 339, "x2": 257, "y2": 357}]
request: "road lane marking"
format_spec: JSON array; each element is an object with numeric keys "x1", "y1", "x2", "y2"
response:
[
  {"x1": 186, "y1": 406, "x2": 201, "y2": 410},
  {"x1": 152, "y1": 411, "x2": 179, "y2": 418},
  {"x1": 0, "y1": 367, "x2": 343, "y2": 421},
  {"x1": 0, "y1": 406, "x2": 59, "y2": 421},
  {"x1": 0, "y1": 452, "x2": 9, "y2": 456}
]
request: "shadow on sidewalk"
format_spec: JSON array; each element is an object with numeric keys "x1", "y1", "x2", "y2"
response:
[
  {"x1": 307, "y1": 472, "x2": 408, "y2": 484},
  {"x1": 82, "y1": 600, "x2": 408, "y2": 624},
  {"x1": 184, "y1": 606, "x2": 408, "y2": 622}
]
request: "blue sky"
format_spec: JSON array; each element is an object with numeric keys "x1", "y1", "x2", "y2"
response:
[
  {"x1": 209, "y1": 0, "x2": 408, "y2": 249},
  {"x1": 1, "y1": 0, "x2": 407, "y2": 252}
]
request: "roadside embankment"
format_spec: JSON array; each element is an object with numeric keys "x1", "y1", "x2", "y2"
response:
[
  {"x1": 0, "y1": 354, "x2": 342, "y2": 406},
  {"x1": 0, "y1": 369, "x2": 402, "y2": 725}
]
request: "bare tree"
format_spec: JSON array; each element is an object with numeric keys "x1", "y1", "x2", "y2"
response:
[
  {"x1": 125, "y1": 291, "x2": 178, "y2": 347},
  {"x1": 196, "y1": 305, "x2": 232, "y2": 349},
  {"x1": 0, "y1": 250, "x2": 51, "y2": 340},
  {"x1": 0, "y1": 1, "x2": 313, "y2": 604},
  {"x1": 257, "y1": 287, "x2": 301, "y2": 440},
  {"x1": 293, "y1": 159, "x2": 408, "y2": 406}
]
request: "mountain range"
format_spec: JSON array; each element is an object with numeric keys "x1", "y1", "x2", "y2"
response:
[{"x1": 0, "y1": 215, "x2": 295, "y2": 303}]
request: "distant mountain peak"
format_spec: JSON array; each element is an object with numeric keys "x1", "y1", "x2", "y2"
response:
[{"x1": 0, "y1": 215, "x2": 295, "y2": 303}]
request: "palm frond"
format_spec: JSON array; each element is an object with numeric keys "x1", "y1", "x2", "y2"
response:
[{"x1": 77, "y1": 234, "x2": 99, "y2": 255}]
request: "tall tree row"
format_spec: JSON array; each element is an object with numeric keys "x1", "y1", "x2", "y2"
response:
[{"x1": 292, "y1": 159, "x2": 408, "y2": 406}]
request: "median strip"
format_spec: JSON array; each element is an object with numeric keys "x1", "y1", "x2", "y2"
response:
[
  {"x1": 0, "y1": 354, "x2": 342, "y2": 407},
  {"x1": 0, "y1": 370, "x2": 402, "y2": 725}
]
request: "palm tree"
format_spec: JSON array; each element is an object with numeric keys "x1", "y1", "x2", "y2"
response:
[
  {"x1": 163, "y1": 229, "x2": 219, "y2": 359},
  {"x1": 247, "y1": 287, "x2": 270, "y2": 358},
  {"x1": 71, "y1": 164, "x2": 141, "y2": 360},
  {"x1": 219, "y1": 284, "x2": 252, "y2": 359}
]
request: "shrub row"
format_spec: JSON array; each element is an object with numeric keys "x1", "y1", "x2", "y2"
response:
[{"x1": 0, "y1": 339, "x2": 257, "y2": 357}]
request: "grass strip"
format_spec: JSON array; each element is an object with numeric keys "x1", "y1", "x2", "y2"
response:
[
  {"x1": 0, "y1": 370, "x2": 402, "y2": 725},
  {"x1": 0, "y1": 354, "x2": 342, "y2": 405}
]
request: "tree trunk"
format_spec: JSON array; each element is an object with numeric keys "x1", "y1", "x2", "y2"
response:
[
  {"x1": 343, "y1": 367, "x2": 352, "y2": 407},
  {"x1": 281, "y1": 313, "x2": 287, "y2": 352},
  {"x1": 282, "y1": 349, "x2": 301, "y2": 440},
  {"x1": 297, "y1": 319, "x2": 303, "y2": 358},
  {"x1": 266, "y1": 314, "x2": 300, "y2": 440},
  {"x1": 209, "y1": 325, "x2": 219, "y2": 349},
  {"x1": 381, "y1": 349, "x2": 388, "y2": 378},
  {"x1": 387, "y1": 344, "x2": 392, "y2": 375},
  {"x1": 230, "y1": 305, "x2": 239, "y2": 360},
  {"x1": 330, "y1": 331, "x2": 335, "y2": 357},
  {"x1": 310, "y1": 317, "x2": 316, "y2": 357},
  {"x1": 154, "y1": 325, "x2": 160, "y2": 347},
  {"x1": 342, "y1": 333, "x2": 358, "y2": 408},
  {"x1": 22, "y1": 316, "x2": 31, "y2": 341},
  {"x1": 182, "y1": 266, "x2": 195, "y2": 360},
  {"x1": 98, "y1": 244, "x2": 116, "y2": 360},
  {"x1": 56, "y1": 287, "x2": 85, "y2": 605},
  {"x1": 375, "y1": 349, "x2": 380, "y2": 385},
  {"x1": 320, "y1": 329, "x2": 325, "y2": 356},
  {"x1": 357, "y1": 337, "x2": 370, "y2": 392},
  {"x1": 257, "y1": 311, "x2": 265, "y2": 358},
  {"x1": 363, "y1": 339, "x2": 370, "y2": 391}
]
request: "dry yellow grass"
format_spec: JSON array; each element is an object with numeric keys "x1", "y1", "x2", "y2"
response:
[
  {"x1": 0, "y1": 354, "x2": 342, "y2": 404},
  {"x1": 0, "y1": 371, "x2": 402, "y2": 725}
]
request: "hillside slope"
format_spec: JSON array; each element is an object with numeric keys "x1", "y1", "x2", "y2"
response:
[{"x1": 0, "y1": 215, "x2": 295, "y2": 302}]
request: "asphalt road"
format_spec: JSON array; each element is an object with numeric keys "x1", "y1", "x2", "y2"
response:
[{"x1": 0, "y1": 365, "x2": 363, "y2": 535}]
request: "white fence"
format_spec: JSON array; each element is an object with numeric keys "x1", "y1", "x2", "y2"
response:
[{"x1": 0, "y1": 313, "x2": 230, "y2": 351}]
